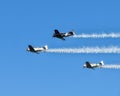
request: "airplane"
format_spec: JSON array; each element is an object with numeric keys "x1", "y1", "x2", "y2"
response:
[
  {"x1": 27, "y1": 45, "x2": 48, "y2": 54},
  {"x1": 53, "y1": 29, "x2": 75, "y2": 40},
  {"x1": 83, "y1": 61, "x2": 104, "y2": 69}
]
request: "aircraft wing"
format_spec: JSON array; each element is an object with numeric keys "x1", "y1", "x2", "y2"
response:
[
  {"x1": 28, "y1": 45, "x2": 36, "y2": 52},
  {"x1": 59, "y1": 37, "x2": 65, "y2": 40},
  {"x1": 85, "y1": 61, "x2": 92, "y2": 68},
  {"x1": 54, "y1": 29, "x2": 60, "y2": 34}
]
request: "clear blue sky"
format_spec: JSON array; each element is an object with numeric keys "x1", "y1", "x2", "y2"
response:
[{"x1": 0, "y1": 0, "x2": 120, "y2": 96}]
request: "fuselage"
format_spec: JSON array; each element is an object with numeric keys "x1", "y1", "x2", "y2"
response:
[
  {"x1": 83, "y1": 63, "x2": 102, "y2": 69},
  {"x1": 27, "y1": 45, "x2": 48, "y2": 53}
]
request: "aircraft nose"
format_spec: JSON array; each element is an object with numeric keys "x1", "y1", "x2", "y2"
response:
[
  {"x1": 83, "y1": 64, "x2": 86, "y2": 68},
  {"x1": 53, "y1": 34, "x2": 56, "y2": 37},
  {"x1": 26, "y1": 48, "x2": 29, "y2": 51}
]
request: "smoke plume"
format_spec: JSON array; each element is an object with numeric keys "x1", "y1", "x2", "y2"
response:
[
  {"x1": 100, "y1": 65, "x2": 120, "y2": 69},
  {"x1": 73, "y1": 33, "x2": 120, "y2": 38},
  {"x1": 46, "y1": 46, "x2": 120, "y2": 54}
]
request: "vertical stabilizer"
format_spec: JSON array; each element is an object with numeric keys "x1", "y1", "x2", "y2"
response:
[{"x1": 99, "y1": 61, "x2": 104, "y2": 65}]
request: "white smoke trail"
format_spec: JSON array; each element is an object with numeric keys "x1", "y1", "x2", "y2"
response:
[
  {"x1": 73, "y1": 33, "x2": 120, "y2": 38},
  {"x1": 100, "y1": 65, "x2": 120, "y2": 69},
  {"x1": 46, "y1": 46, "x2": 120, "y2": 54}
]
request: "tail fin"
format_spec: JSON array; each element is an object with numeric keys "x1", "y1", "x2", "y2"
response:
[
  {"x1": 99, "y1": 61, "x2": 104, "y2": 65},
  {"x1": 68, "y1": 32, "x2": 75, "y2": 35},
  {"x1": 43, "y1": 45, "x2": 48, "y2": 50},
  {"x1": 69, "y1": 29, "x2": 75, "y2": 35}
]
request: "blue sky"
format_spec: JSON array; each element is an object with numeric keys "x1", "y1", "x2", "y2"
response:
[{"x1": 0, "y1": 0, "x2": 120, "y2": 96}]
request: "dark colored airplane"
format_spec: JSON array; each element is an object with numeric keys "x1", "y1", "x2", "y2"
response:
[
  {"x1": 83, "y1": 61, "x2": 104, "y2": 69},
  {"x1": 53, "y1": 29, "x2": 75, "y2": 40}
]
